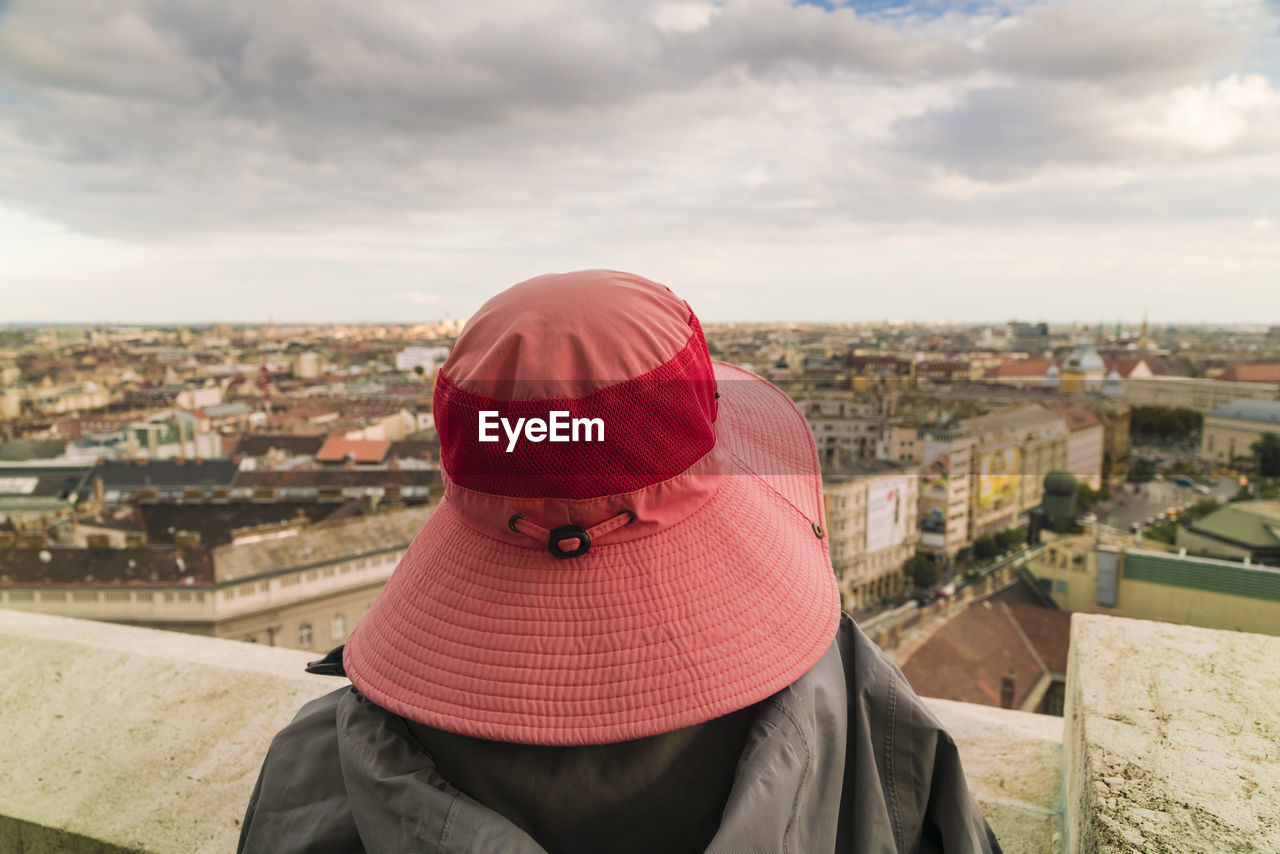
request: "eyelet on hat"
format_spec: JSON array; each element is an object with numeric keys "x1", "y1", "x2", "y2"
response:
[
  {"x1": 812, "y1": 522, "x2": 824, "y2": 538},
  {"x1": 548, "y1": 524, "x2": 591, "y2": 559},
  {"x1": 508, "y1": 514, "x2": 526, "y2": 533}
]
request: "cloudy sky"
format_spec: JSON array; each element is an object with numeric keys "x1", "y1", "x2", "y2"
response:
[{"x1": 0, "y1": 0, "x2": 1277, "y2": 324}]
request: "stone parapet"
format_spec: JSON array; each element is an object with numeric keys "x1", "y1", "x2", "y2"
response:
[
  {"x1": 0, "y1": 609, "x2": 332, "y2": 854},
  {"x1": 2, "y1": 608, "x2": 1068, "y2": 852},
  {"x1": 1066, "y1": 614, "x2": 1280, "y2": 852}
]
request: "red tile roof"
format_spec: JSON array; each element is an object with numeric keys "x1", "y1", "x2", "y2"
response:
[
  {"x1": 985, "y1": 358, "x2": 1055, "y2": 379},
  {"x1": 315, "y1": 438, "x2": 391, "y2": 464},
  {"x1": 1217, "y1": 363, "x2": 1280, "y2": 383},
  {"x1": 899, "y1": 596, "x2": 1070, "y2": 709},
  {"x1": 1102, "y1": 358, "x2": 1148, "y2": 379}
]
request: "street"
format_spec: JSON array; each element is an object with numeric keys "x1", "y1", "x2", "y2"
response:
[{"x1": 1096, "y1": 478, "x2": 1239, "y2": 531}]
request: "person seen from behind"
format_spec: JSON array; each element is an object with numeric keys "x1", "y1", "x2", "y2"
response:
[{"x1": 238, "y1": 269, "x2": 1002, "y2": 853}]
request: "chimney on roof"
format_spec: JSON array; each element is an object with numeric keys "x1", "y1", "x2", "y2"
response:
[{"x1": 1000, "y1": 674, "x2": 1016, "y2": 709}]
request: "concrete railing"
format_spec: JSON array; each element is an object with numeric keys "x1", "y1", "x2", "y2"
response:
[
  {"x1": 7, "y1": 608, "x2": 1276, "y2": 852},
  {"x1": 1065, "y1": 614, "x2": 1280, "y2": 853},
  {"x1": 0, "y1": 608, "x2": 1064, "y2": 853},
  {"x1": 0, "y1": 610, "x2": 333, "y2": 854}
]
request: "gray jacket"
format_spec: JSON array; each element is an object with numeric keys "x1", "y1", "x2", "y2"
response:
[{"x1": 238, "y1": 614, "x2": 1001, "y2": 853}]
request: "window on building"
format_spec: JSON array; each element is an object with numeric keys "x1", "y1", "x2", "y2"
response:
[
  {"x1": 299, "y1": 622, "x2": 313, "y2": 648},
  {"x1": 244, "y1": 636, "x2": 258, "y2": 644},
  {"x1": 332, "y1": 613, "x2": 347, "y2": 640}
]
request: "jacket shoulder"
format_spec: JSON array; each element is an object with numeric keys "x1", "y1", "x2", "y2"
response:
[
  {"x1": 238, "y1": 686, "x2": 365, "y2": 854},
  {"x1": 837, "y1": 613, "x2": 1002, "y2": 853}
]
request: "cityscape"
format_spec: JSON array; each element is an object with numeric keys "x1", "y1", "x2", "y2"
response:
[
  {"x1": 3, "y1": 0, "x2": 1279, "y2": 849},
  {"x1": 4, "y1": 309, "x2": 1280, "y2": 852},
  {"x1": 3, "y1": 316, "x2": 1278, "y2": 648}
]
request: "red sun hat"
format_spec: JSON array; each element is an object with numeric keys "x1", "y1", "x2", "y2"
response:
[{"x1": 343, "y1": 270, "x2": 841, "y2": 745}]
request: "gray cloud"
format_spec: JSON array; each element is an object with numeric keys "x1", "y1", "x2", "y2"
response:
[
  {"x1": 891, "y1": 81, "x2": 1137, "y2": 180},
  {"x1": 983, "y1": 0, "x2": 1242, "y2": 90},
  {"x1": 0, "y1": 0, "x2": 1275, "y2": 301}
]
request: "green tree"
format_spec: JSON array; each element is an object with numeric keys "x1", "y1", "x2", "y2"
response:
[
  {"x1": 1128, "y1": 458, "x2": 1157, "y2": 483},
  {"x1": 904, "y1": 554, "x2": 939, "y2": 590},
  {"x1": 1077, "y1": 483, "x2": 1102, "y2": 512},
  {"x1": 1145, "y1": 520, "x2": 1178, "y2": 544},
  {"x1": 1131, "y1": 406, "x2": 1203, "y2": 444},
  {"x1": 1183, "y1": 498, "x2": 1220, "y2": 523},
  {"x1": 974, "y1": 534, "x2": 999, "y2": 561},
  {"x1": 995, "y1": 527, "x2": 1025, "y2": 552},
  {"x1": 1252, "y1": 433, "x2": 1280, "y2": 477}
]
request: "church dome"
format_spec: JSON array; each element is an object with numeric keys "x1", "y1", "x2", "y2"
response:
[{"x1": 1066, "y1": 340, "x2": 1105, "y2": 373}]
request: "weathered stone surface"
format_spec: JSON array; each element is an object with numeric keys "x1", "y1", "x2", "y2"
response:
[
  {"x1": 0, "y1": 608, "x2": 1066, "y2": 853},
  {"x1": 926, "y1": 697, "x2": 1065, "y2": 854},
  {"x1": 0, "y1": 609, "x2": 336, "y2": 854},
  {"x1": 1066, "y1": 614, "x2": 1280, "y2": 853}
]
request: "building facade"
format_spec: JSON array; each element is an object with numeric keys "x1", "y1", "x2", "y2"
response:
[
  {"x1": 1050, "y1": 404, "x2": 1105, "y2": 491},
  {"x1": 822, "y1": 459, "x2": 920, "y2": 611},
  {"x1": 0, "y1": 506, "x2": 429, "y2": 651},
  {"x1": 1028, "y1": 537, "x2": 1280, "y2": 638},
  {"x1": 916, "y1": 431, "x2": 976, "y2": 559},
  {"x1": 1200, "y1": 399, "x2": 1280, "y2": 465},
  {"x1": 959, "y1": 406, "x2": 1068, "y2": 537}
]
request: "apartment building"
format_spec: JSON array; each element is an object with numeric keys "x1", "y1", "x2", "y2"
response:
[
  {"x1": 917, "y1": 430, "x2": 976, "y2": 559},
  {"x1": 0, "y1": 505, "x2": 429, "y2": 652},
  {"x1": 822, "y1": 458, "x2": 920, "y2": 612},
  {"x1": 1200, "y1": 399, "x2": 1280, "y2": 465}
]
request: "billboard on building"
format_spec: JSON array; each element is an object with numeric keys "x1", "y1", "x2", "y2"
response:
[
  {"x1": 866, "y1": 475, "x2": 909, "y2": 553},
  {"x1": 978, "y1": 447, "x2": 1021, "y2": 507},
  {"x1": 921, "y1": 451, "x2": 950, "y2": 500}
]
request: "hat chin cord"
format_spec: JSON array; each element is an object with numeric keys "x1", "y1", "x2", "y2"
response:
[{"x1": 508, "y1": 509, "x2": 637, "y2": 559}]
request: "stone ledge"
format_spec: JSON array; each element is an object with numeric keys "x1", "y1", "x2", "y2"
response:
[
  {"x1": 0, "y1": 609, "x2": 1064, "y2": 853},
  {"x1": 0, "y1": 609, "x2": 337, "y2": 854},
  {"x1": 924, "y1": 697, "x2": 1065, "y2": 854},
  {"x1": 1066, "y1": 614, "x2": 1280, "y2": 853}
]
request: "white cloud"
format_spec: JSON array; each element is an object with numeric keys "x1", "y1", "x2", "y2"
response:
[
  {"x1": 651, "y1": 1, "x2": 719, "y2": 33},
  {"x1": 1124, "y1": 73, "x2": 1277, "y2": 152},
  {"x1": 0, "y1": 0, "x2": 1276, "y2": 322}
]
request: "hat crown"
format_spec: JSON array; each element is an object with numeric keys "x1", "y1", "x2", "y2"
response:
[
  {"x1": 441, "y1": 270, "x2": 696, "y2": 401},
  {"x1": 434, "y1": 270, "x2": 718, "y2": 500}
]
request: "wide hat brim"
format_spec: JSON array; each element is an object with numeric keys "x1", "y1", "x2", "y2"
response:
[{"x1": 343, "y1": 362, "x2": 841, "y2": 745}]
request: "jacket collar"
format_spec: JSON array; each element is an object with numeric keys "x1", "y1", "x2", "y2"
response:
[{"x1": 335, "y1": 639, "x2": 848, "y2": 854}]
